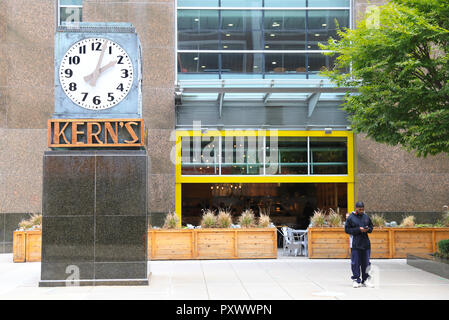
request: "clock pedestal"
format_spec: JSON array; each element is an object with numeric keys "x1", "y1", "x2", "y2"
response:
[{"x1": 39, "y1": 150, "x2": 149, "y2": 287}]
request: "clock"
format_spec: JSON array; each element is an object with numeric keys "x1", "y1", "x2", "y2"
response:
[
  {"x1": 54, "y1": 23, "x2": 142, "y2": 119},
  {"x1": 59, "y1": 38, "x2": 134, "y2": 110}
]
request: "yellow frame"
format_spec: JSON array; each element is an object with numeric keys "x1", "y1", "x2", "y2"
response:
[{"x1": 175, "y1": 130, "x2": 356, "y2": 222}]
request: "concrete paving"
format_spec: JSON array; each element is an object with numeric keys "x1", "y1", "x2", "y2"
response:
[{"x1": 0, "y1": 253, "x2": 448, "y2": 300}]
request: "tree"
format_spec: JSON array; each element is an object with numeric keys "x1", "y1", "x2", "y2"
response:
[{"x1": 321, "y1": 0, "x2": 449, "y2": 157}]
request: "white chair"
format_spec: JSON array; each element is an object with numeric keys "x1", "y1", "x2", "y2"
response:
[{"x1": 282, "y1": 227, "x2": 302, "y2": 256}]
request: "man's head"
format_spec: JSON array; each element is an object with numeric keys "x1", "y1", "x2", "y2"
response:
[{"x1": 355, "y1": 201, "x2": 365, "y2": 215}]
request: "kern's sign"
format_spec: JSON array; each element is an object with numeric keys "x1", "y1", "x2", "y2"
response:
[{"x1": 48, "y1": 119, "x2": 144, "y2": 147}]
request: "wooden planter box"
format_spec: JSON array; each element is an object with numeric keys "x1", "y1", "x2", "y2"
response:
[
  {"x1": 13, "y1": 228, "x2": 277, "y2": 262},
  {"x1": 13, "y1": 230, "x2": 42, "y2": 262},
  {"x1": 308, "y1": 227, "x2": 449, "y2": 259},
  {"x1": 148, "y1": 228, "x2": 278, "y2": 260}
]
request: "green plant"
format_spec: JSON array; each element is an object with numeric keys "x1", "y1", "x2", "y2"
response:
[
  {"x1": 162, "y1": 211, "x2": 179, "y2": 229},
  {"x1": 238, "y1": 209, "x2": 256, "y2": 228},
  {"x1": 258, "y1": 214, "x2": 271, "y2": 228},
  {"x1": 18, "y1": 213, "x2": 42, "y2": 230},
  {"x1": 437, "y1": 239, "x2": 449, "y2": 259},
  {"x1": 216, "y1": 208, "x2": 232, "y2": 228},
  {"x1": 201, "y1": 209, "x2": 217, "y2": 228},
  {"x1": 327, "y1": 209, "x2": 342, "y2": 227},
  {"x1": 400, "y1": 215, "x2": 415, "y2": 228},
  {"x1": 310, "y1": 209, "x2": 326, "y2": 227},
  {"x1": 415, "y1": 224, "x2": 433, "y2": 228},
  {"x1": 370, "y1": 214, "x2": 386, "y2": 228}
]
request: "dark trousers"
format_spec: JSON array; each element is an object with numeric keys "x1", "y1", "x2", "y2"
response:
[{"x1": 350, "y1": 248, "x2": 371, "y2": 283}]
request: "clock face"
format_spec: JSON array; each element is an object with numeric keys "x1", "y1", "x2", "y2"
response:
[{"x1": 59, "y1": 37, "x2": 134, "y2": 110}]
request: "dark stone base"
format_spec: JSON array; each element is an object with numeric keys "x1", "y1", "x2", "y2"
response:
[
  {"x1": 39, "y1": 273, "x2": 151, "y2": 287},
  {"x1": 40, "y1": 150, "x2": 149, "y2": 285},
  {"x1": 407, "y1": 254, "x2": 449, "y2": 280}
]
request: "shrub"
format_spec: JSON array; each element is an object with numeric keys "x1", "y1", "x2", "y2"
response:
[
  {"x1": 201, "y1": 209, "x2": 217, "y2": 228},
  {"x1": 400, "y1": 215, "x2": 415, "y2": 228},
  {"x1": 258, "y1": 214, "x2": 271, "y2": 228},
  {"x1": 327, "y1": 209, "x2": 342, "y2": 227},
  {"x1": 216, "y1": 208, "x2": 232, "y2": 228},
  {"x1": 238, "y1": 209, "x2": 256, "y2": 228},
  {"x1": 162, "y1": 211, "x2": 179, "y2": 229},
  {"x1": 370, "y1": 214, "x2": 386, "y2": 228},
  {"x1": 310, "y1": 209, "x2": 326, "y2": 227},
  {"x1": 437, "y1": 239, "x2": 449, "y2": 259},
  {"x1": 18, "y1": 213, "x2": 42, "y2": 230}
]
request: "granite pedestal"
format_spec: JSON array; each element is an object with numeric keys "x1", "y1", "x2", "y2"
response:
[{"x1": 39, "y1": 150, "x2": 149, "y2": 287}]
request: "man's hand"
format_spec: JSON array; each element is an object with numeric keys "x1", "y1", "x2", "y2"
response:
[{"x1": 360, "y1": 227, "x2": 368, "y2": 233}]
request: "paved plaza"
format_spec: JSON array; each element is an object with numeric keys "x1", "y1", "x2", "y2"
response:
[{"x1": 0, "y1": 253, "x2": 448, "y2": 300}]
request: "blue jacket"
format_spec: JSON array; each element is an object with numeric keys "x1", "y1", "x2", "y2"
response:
[{"x1": 344, "y1": 212, "x2": 373, "y2": 250}]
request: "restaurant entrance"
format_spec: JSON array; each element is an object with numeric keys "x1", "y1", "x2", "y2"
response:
[{"x1": 181, "y1": 183, "x2": 347, "y2": 229}]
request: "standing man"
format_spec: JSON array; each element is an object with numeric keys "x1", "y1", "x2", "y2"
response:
[{"x1": 345, "y1": 201, "x2": 374, "y2": 288}]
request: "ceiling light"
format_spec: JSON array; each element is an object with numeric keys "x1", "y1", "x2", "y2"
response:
[
  {"x1": 194, "y1": 57, "x2": 199, "y2": 60},
  {"x1": 272, "y1": 61, "x2": 277, "y2": 65},
  {"x1": 315, "y1": 34, "x2": 320, "y2": 37},
  {"x1": 226, "y1": 33, "x2": 231, "y2": 37},
  {"x1": 228, "y1": 23, "x2": 233, "y2": 27},
  {"x1": 270, "y1": 33, "x2": 275, "y2": 37},
  {"x1": 201, "y1": 65, "x2": 206, "y2": 68},
  {"x1": 194, "y1": 18, "x2": 199, "y2": 22},
  {"x1": 253, "y1": 66, "x2": 258, "y2": 69},
  {"x1": 265, "y1": 45, "x2": 270, "y2": 48},
  {"x1": 322, "y1": 23, "x2": 327, "y2": 27},
  {"x1": 223, "y1": 45, "x2": 228, "y2": 48}
]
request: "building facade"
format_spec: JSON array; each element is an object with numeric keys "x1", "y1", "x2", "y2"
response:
[{"x1": 0, "y1": 0, "x2": 448, "y2": 252}]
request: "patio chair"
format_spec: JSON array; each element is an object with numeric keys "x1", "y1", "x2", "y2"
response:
[{"x1": 282, "y1": 227, "x2": 302, "y2": 256}]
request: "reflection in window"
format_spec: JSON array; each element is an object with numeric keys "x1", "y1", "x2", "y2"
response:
[
  {"x1": 221, "y1": 136, "x2": 263, "y2": 175},
  {"x1": 265, "y1": 53, "x2": 306, "y2": 73},
  {"x1": 264, "y1": 11, "x2": 306, "y2": 50},
  {"x1": 276, "y1": 137, "x2": 308, "y2": 175},
  {"x1": 307, "y1": 10, "x2": 349, "y2": 50},
  {"x1": 178, "y1": 10, "x2": 220, "y2": 50},
  {"x1": 222, "y1": 53, "x2": 263, "y2": 74},
  {"x1": 178, "y1": 53, "x2": 219, "y2": 73},
  {"x1": 310, "y1": 137, "x2": 347, "y2": 175},
  {"x1": 221, "y1": 11, "x2": 263, "y2": 51},
  {"x1": 181, "y1": 136, "x2": 219, "y2": 175}
]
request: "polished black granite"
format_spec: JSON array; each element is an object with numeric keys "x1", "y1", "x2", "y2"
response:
[
  {"x1": 407, "y1": 254, "x2": 449, "y2": 280},
  {"x1": 40, "y1": 150, "x2": 149, "y2": 287}
]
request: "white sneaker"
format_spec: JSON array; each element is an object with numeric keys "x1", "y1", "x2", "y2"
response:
[
  {"x1": 352, "y1": 280, "x2": 360, "y2": 288},
  {"x1": 363, "y1": 277, "x2": 375, "y2": 288}
]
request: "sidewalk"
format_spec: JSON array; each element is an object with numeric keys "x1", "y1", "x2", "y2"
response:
[{"x1": 0, "y1": 253, "x2": 448, "y2": 300}]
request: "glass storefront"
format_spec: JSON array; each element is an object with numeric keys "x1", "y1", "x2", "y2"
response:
[
  {"x1": 177, "y1": 2, "x2": 350, "y2": 79},
  {"x1": 181, "y1": 182, "x2": 348, "y2": 228}
]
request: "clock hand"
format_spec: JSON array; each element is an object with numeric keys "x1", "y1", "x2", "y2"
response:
[
  {"x1": 83, "y1": 40, "x2": 108, "y2": 86},
  {"x1": 84, "y1": 60, "x2": 117, "y2": 83}
]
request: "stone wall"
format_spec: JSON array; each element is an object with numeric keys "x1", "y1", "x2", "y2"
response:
[{"x1": 0, "y1": 1, "x2": 176, "y2": 233}]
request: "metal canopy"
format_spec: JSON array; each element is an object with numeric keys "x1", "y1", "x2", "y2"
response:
[{"x1": 176, "y1": 79, "x2": 356, "y2": 107}]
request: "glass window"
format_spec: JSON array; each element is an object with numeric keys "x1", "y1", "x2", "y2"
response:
[
  {"x1": 59, "y1": 5, "x2": 82, "y2": 26},
  {"x1": 221, "y1": 136, "x2": 263, "y2": 175},
  {"x1": 264, "y1": 0, "x2": 306, "y2": 7},
  {"x1": 309, "y1": 137, "x2": 347, "y2": 175},
  {"x1": 178, "y1": 53, "x2": 219, "y2": 73},
  {"x1": 181, "y1": 136, "x2": 219, "y2": 175},
  {"x1": 178, "y1": 0, "x2": 219, "y2": 7},
  {"x1": 265, "y1": 53, "x2": 306, "y2": 73},
  {"x1": 221, "y1": 0, "x2": 262, "y2": 7},
  {"x1": 276, "y1": 137, "x2": 308, "y2": 175},
  {"x1": 264, "y1": 11, "x2": 306, "y2": 50},
  {"x1": 221, "y1": 10, "x2": 263, "y2": 51},
  {"x1": 222, "y1": 53, "x2": 263, "y2": 74},
  {"x1": 307, "y1": 10, "x2": 349, "y2": 50},
  {"x1": 308, "y1": 0, "x2": 350, "y2": 7},
  {"x1": 178, "y1": 10, "x2": 220, "y2": 50}
]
